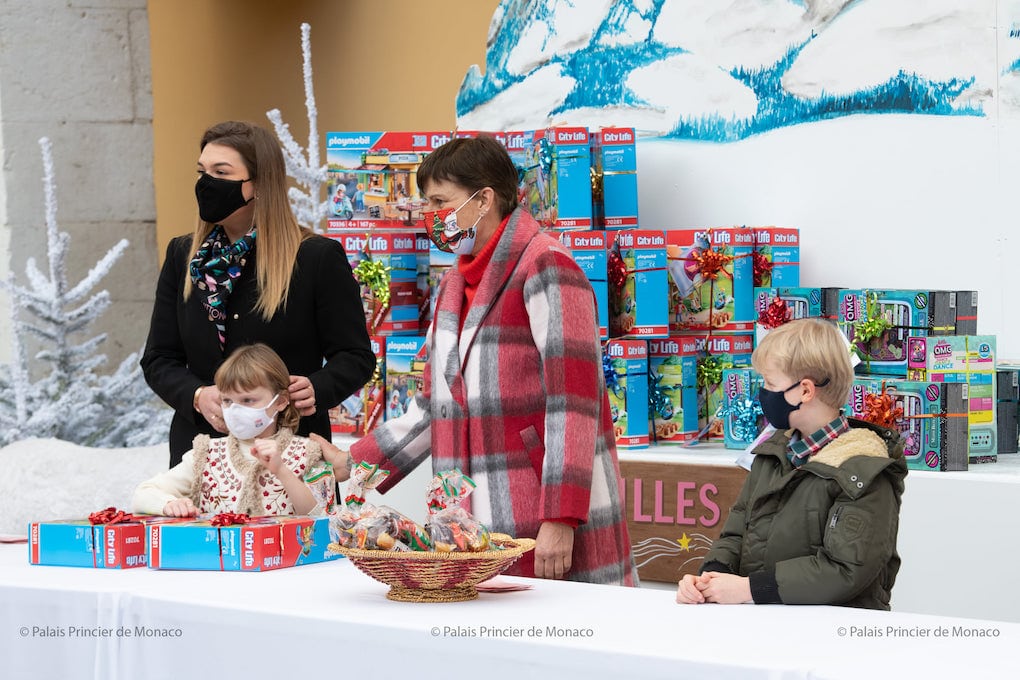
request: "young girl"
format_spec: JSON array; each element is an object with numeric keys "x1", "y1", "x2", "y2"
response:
[{"x1": 133, "y1": 343, "x2": 348, "y2": 517}]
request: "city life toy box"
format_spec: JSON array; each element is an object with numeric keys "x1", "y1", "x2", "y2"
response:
[
  {"x1": 384, "y1": 336, "x2": 427, "y2": 422},
  {"x1": 686, "y1": 332, "x2": 755, "y2": 441},
  {"x1": 326, "y1": 131, "x2": 452, "y2": 231},
  {"x1": 647, "y1": 337, "x2": 699, "y2": 444},
  {"x1": 751, "y1": 227, "x2": 800, "y2": 288},
  {"x1": 330, "y1": 335, "x2": 385, "y2": 437},
  {"x1": 847, "y1": 379, "x2": 969, "y2": 471},
  {"x1": 341, "y1": 231, "x2": 420, "y2": 335},
  {"x1": 591, "y1": 127, "x2": 638, "y2": 230},
  {"x1": 608, "y1": 229, "x2": 668, "y2": 338},
  {"x1": 148, "y1": 515, "x2": 338, "y2": 571},
  {"x1": 523, "y1": 127, "x2": 593, "y2": 230},
  {"x1": 560, "y1": 230, "x2": 609, "y2": 339},
  {"x1": 906, "y1": 334, "x2": 997, "y2": 462},
  {"x1": 29, "y1": 516, "x2": 186, "y2": 569},
  {"x1": 666, "y1": 228, "x2": 755, "y2": 333},
  {"x1": 605, "y1": 339, "x2": 649, "y2": 449}
]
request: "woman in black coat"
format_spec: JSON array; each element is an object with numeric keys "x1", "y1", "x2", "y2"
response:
[{"x1": 142, "y1": 121, "x2": 375, "y2": 466}]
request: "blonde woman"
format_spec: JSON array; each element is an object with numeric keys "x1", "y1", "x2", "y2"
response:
[{"x1": 142, "y1": 121, "x2": 375, "y2": 467}]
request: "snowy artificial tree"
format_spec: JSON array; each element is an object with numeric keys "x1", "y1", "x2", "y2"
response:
[
  {"x1": 267, "y1": 22, "x2": 330, "y2": 232},
  {"x1": 0, "y1": 137, "x2": 171, "y2": 448}
]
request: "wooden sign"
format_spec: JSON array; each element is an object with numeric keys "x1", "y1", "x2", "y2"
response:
[{"x1": 619, "y1": 460, "x2": 748, "y2": 583}]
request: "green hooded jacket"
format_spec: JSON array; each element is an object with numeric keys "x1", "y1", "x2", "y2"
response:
[{"x1": 701, "y1": 418, "x2": 907, "y2": 610}]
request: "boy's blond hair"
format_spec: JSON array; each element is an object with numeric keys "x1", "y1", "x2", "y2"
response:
[
  {"x1": 751, "y1": 318, "x2": 854, "y2": 410},
  {"x1": 214, "y1": 343, "x2": 300, "y2": 431}
]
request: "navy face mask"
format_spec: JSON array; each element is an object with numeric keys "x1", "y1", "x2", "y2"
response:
[
  {"x1": 195, "y1": 173, "x2": 252, "y2": 224},
  {"x1": 757, "y1": 378, "x2": 829, "y2": 430}
]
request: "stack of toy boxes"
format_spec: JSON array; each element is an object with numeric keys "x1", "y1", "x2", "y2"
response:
[
  {"x1": 591, "y1": 127, "x2": 638, "y2": 230},
  {"x1": 330, "y1": 335, "x2": 385, "y2": 437},
  {"x1": 326, "y1": 131, "x2": 452, "y2": 231},
  {"x1": 752, "y1": 286, "x2": 843, "y2": 344},
  {"x1": 605, "y1": 339, "x2": 649, "y2": 449},
  {"x1": 608, "y1": 229, "x2": 669, "y2": 338},
  {"x1": 523, "y1": 127, "x2": 593, "y2": 231},
  {"x1": 720, "y1": 368, "x2": 766, "y2": 450},
  {"x1": 906, "y1": 335, "x2": 997, "y2": 463},
  {"x1": 666, "y1": 228, "x2": 756, "y2": 333},
  {"x1": 847, "y1": 379, "x2": 969, "y2": 471},
  {"x1": 751, "y1": 227, "x2": 800, "y2": 288},
  {"x1": 340, "y1": 231, "x2": 420, "y2": 335},
  {"x1": 996, "y1": 367, "x2": 1019, "y2": 454},
  {"x1": 28, "y1": 516, "x2": 186, "y2": 569},
  {"x1": 384, "y1": 336, "x2": 427, "y2": 422},
  {"x1": 148, "y1": 516, "x2": 338, "y2": 571},
  {"x1": 560, "y1": 231, "x2": 609, "y2": 339},
  {"x1": 647, "y1": 337, "x2": 700, "y2": 444}
]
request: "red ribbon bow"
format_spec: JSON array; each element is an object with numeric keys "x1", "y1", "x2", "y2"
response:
[
  {"x1": 210, "y1": 512, "x2": 252, "y2": 527},
  {"x1": 752, "y1": 251, "x2": 774, "y2": 287},
  {"x1": 861, "y1": 389, "x2": 903, "y2": 429},
  {"x1": 758, "y1": 295, "x2": 792, "y2": 330},
  {"x1": 88, "y1": 507, "x2": 138, "y2": 525}
]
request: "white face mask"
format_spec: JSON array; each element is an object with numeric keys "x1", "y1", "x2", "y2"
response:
[{"x1": 222, "y1": 394, "x2": 280, "y2": 440}]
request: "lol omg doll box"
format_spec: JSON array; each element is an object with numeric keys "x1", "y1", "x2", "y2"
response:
[{"x1": 847, "y1": 379, "x2": 969, "y2": 471}]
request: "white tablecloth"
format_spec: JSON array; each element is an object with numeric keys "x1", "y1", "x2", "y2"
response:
[{"x1": 1, "y1": 545, "x2": 1017, "y2": 680}]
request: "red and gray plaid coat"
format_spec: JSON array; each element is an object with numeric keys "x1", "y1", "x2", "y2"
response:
[{"x1": 351, "y1": 208, "x2": 637, "y2": 585}]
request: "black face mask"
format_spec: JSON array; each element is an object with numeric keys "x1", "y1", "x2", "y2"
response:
[
  {"x1": 195, "y1": 173, "x2": 252, "y2": 224},
  {"x1": 756, "y1": 377, "x2": 829, "y2": 430}
]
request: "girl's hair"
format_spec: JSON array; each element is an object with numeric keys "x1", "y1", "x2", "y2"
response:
[
  {"x1": 416, "y1": 135, "x2": 519, "y2": 219},
  {"x1": 214, "y1": 343, "x2": 300, "y2": 431},
  {"x1": 183, "y1": 121, "x2": 311, "y2": 320},
  {"x1": 751, "y1": 318, "x2": 854, "y2": 410}
]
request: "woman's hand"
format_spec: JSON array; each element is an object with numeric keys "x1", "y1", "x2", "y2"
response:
[
  {"x1": 310, "y1": 433, "x2": 351, "y2": 482},
  {"x1": 250, "y1": 438, "x2": 284, "y2": 475},
  {"x1": 288, "y1": 375, "x2": 317, "y2": 416},
  {"x1": 195, "y1": 384, "x2": 228, "y2": 433},
  {"x1": 534, "y1": 521, "x2": 574, "y2": 580},
  {"x1": 163, "y1": 497, "x2": 198, "y2": 517}
]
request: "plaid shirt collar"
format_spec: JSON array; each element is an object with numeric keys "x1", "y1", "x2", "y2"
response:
[{"x1": 787, "y1": 414, "x2": 850, "y2": 468}]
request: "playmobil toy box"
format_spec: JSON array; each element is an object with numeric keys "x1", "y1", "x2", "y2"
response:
[
  {"x1": 906, "y1": 334, "x2": 997, "y2": 462},
  {"x1": 384, "y1": 336, "x2": 427, "y2": 422},
  {"x1": 720, "y1": 368, "x2": 766, "y2": 450},
  {"x1": 28, "y1": 516, "x2": 187, "y2": 569},
  {"x1": 666, "y1": 228, "x2": 756, "y2": 333},
  {"x1": 340, "y1": 231, "x2": 420, "y2": 335},
  {"x1": 326, "y1": 131, "x2": 453, "y2": 231},
  {"x1": 416, "y1": 232, "x2": 431, "y2": 332},
  {"x1": 683, "y1": 332, "x2": 755, "y2": 441},
  {"x1": 847, "y1": 379, "x2": 969, "y2": 471},
  {"x1": 605, "y1": 339, "x2": 649, "y2": 449},
  {"x1": 839, "y1": 289, "x2": 934, "y2": 376},
  {"x1": 523, "y1": 127, "x2": 593, "y2": 230},
  {"x1": 647, "y1": 337, "x2": 700, "y2": 444},
  {"x1": 427, "y1": 243, "x2": 456, "y2": 325},
  {"x1": 609, "y1": 229, "x2": 669, "y2": 338},
  {"x1": 560, "y1": 230, "x2": 609, "y2": 339},
  {"x1": 331, "y1": 335, "x2": 385, "y2": 437},
  {"x1": 591, "y1": 127, "x2": 638, "y2": 230},
  {"x1": 148, "y1": 515, "x2": 338, "y2": 571},
  {"x1": 751, "y1": 227, "x2": 800, "y2": 288}
]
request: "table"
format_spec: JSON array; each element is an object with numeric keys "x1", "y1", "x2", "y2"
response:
[{"x1": 1, "y1": 545, "x2": 1017, "y2": 680}]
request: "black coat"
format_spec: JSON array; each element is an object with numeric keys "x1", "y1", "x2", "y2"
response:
[{"x1": 141, "y1": 233, "x2": 376, "y2": 466}]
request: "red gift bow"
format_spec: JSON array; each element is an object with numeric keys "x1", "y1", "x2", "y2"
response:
[
  {"x1": 88, "y1": 507, "x2": 139, "y2": 525},
  {"x1": 758, "y1": 295, "x2": 792, "y2": 330},
  {"x1": 210, "y1": 512, "x2": 252, "y2": 527},
  {"x1": 861, "y1": 388, "x2": 904, "y2": 429}
]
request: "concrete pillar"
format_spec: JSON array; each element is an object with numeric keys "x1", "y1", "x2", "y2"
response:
[{"x1": 0, "y1": 0, "x2": 155, "y2": 370}]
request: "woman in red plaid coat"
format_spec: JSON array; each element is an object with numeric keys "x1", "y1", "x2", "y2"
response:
[{"x1": 341, "y1": 135, "x2": 636, "y2": 585}]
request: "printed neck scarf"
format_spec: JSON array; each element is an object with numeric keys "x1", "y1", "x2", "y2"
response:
[{"x1": 189, "y1": 225, "x2": 256, "y2": 350}]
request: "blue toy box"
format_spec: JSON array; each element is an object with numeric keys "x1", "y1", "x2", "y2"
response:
[
  {"x1": 609, "y1": 229, "x2": 669, "y2": 338},
  {"x1": 592, "y1": 127, "x2": 638, "y2": 230},
  {"x1": 524, "y1": 127, "x2": 593, "y2": 230},
  {"x1": 560, "y1": 230, "x2": 609, "y2": 339},
  {"x1": 605, "y1": 339, "x2": 649, "y2": 449}
]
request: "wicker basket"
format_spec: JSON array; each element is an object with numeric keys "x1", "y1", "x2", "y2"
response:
[{"x1": 329, "y1": 533, "x2": 536, "y2": 602}]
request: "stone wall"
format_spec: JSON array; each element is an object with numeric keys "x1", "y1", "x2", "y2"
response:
[{"x1": 0, "y1": 0, "x2": 155, "y2": 370}]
